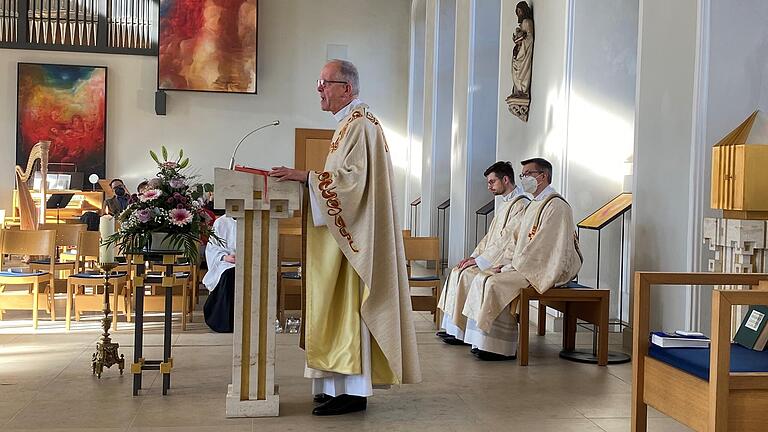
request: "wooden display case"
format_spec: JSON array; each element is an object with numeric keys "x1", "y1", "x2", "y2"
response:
[{"x1": 711, "y1": 111, "x2": 768, "y2": 219}]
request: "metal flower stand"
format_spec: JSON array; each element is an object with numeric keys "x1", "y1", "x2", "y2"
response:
[
  {"x1": 130, "y1": 251, "x2": 186, "y2": 396},
  {"x1": 91, "y1": 262, "x2": 125, "y2": 378}
]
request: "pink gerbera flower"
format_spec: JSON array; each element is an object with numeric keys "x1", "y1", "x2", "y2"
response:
[
  {"x1": 169, "y1": 208, "x2": 193, "y2": 226},
  {"x1": 139, "y1": 189, "x2": 162, "y2": 202}
]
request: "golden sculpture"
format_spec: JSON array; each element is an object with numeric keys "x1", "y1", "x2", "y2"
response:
[{"x1": 14, "y1": 141, "x2": 50, "y2": 230}]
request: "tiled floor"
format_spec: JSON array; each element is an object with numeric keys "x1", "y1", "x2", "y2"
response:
[{"x1": 0, "y1": 303, "x2": 691, "y2": 431}]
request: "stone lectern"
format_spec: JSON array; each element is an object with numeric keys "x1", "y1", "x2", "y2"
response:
[{"x1": 213, "y1": 167, "x2": 302, "y2": 417}]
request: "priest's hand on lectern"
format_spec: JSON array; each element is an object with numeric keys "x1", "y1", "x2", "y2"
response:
[{"x1": 269, "y1": 166, "x2": 308, "y2": 183}]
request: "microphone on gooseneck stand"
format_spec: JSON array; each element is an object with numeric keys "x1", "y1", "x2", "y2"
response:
[{"x1": 228, "y1": 120, "x2": 280, "y2": 169}]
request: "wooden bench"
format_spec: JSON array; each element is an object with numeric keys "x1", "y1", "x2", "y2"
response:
[{"x1": 519, "y1": 284, "x2": 610, "y2": 366}]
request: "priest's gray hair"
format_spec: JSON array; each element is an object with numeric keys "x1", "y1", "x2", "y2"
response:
[{"x1": 330, "y1": 59, "x2": 360, "y2": 96}]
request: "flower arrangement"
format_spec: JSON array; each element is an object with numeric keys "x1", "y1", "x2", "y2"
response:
[{"x1": 104, "y1": 147, "x2": 220, "y2": 261}]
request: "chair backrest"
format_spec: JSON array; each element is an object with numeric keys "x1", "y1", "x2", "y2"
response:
[
  {"x1": 0, "y1": 229, "x2": 57, "y2": 269},
  {"x1": 40, "y1": 223, "x2": 87, "y2": 248},
  {"x1": 402, "y1": 229, "x2": 412, "y2": 238},
  {"x1": 75, "y1": 230, "x2": 101, "y2": 273},
  {"x1": 403, "y1": 236, "x2": 440, "y2": 276}
]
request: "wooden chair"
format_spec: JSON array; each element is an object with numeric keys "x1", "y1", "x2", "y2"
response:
[
  {"x1": 402, "y1": 229, "x2": 411, "y2": 238},
  {"x1": 518, "y1": 283, "x2": 610, "y2": 366},
  {"x1": 277, "y1": 233, "x2": 302, "y2": 324},
  {"x1": 0, "y1": 229, "x2": 57, "y2": 328},
  {"x1": 30, "y1": 223, "x2": 87, "y2": 294},
  {"x1": 67, "y1": 231, "x2": 129, "y2": 331},
  {"x1": 632, "y1": 272, "x2": 768, "y2": 432},
  {"x1": 403, "y1": 236, "x2": 441, "y2": 326}
]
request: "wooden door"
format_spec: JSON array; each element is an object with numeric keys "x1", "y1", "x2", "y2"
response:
[
  {"x1": 295, "y1": 128, "x2": 334, "y2": 171},
  {"x1": 279, "y1": 128, "x2": 334, "y2": 234}
]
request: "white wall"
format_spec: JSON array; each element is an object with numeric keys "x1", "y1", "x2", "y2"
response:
[
  {"x1": 696, "y1": 0, "x2": 768, "y2": 330},
  {"x1": 407, "y1": 0, "x2": 427, "y2": 232},
  {"x1": 447, "y1": 0, "x2": 501, "y2": 264},
  {"x1": 495, "y1": 0, "x2": 637, "y2": 323},
  {"x1": 496, "y1": 0, "x2": 568, "y2": 173},
  {"x1": 417, "y1": 0, "x2": 455, "y2": 238},
  {"x1": 0, "y1": 0, "x2": 411, "y2": 222},
  {"x1": 567, "y1": 0, "x2": 638, "y2": 321},
  {"x1": 632, "y1": 0, "x2": 699, "y2": 331}
]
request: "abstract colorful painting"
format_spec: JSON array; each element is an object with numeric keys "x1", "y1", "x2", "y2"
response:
[
  {"x1": 16, "y1": 63, "x2": 107, "y2": 186},
  {"x1": 158, "y1": 0, "x2": 258, "y2": 93}
]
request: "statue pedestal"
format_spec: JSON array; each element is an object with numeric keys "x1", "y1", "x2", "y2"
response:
[{"x1": 214, "y1": 168, "x2": 302, "y2": 417}]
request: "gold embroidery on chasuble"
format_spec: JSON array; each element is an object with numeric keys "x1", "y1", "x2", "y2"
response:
[
  {"x1": 317, "y1": 171, "x2": 360, "y2": 252},
  {"x1": 329, "y1": 111, "x2": 364, "y2": 153}
]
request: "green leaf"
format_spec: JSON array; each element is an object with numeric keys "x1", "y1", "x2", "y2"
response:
[
  {"x1": 162, "y1": 146, "x2": 168, "y2": 160},
  {"x1": 179, "y1": 148, "x2": 184, "y2": 159},
  {"x1": 150, "y1": 150, "x2": 160, "y2": 164},
  {"x1": 179, "y1": 158, "x2": 190, "y2": 168}
]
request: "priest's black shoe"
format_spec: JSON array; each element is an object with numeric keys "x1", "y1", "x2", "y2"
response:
[
  {"x1": 441, "y1": 335, "x2": 469, "y2": 346},
  {"x1": 470, "y1": 347, "x2": 479, "y2": 355},
  {"x1": 476, "y1": 350, "x2": 516, "y2": 361},
  {"x1": 312, "y1": 394, "x2": 367, "y2": 416},
  {"x1": 313, "y1": 393, "x2": 332, "y2": 404},
  {"x1": 435, "y1": 331, "x2": 450, "y2": 339}
]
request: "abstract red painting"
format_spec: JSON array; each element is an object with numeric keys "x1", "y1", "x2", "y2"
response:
[
  {"x1": 16, "y1": 63, "x2": 107, "y2": 185},
  {"x1": 158, "y1": 0, "x2": 258, "y2": 93}
]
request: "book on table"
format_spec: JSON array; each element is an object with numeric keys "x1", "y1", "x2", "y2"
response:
[
  {"x1": 734, "y1": 305, "x2": 768, "y2": 351},
  {"x1": 650, "y1": 331, "x2": 710, "y2": 348}
]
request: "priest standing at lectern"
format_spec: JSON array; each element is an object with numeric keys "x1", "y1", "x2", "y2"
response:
[{"x1": 269, "y1": 59, "x2": 422, "y2": 416}]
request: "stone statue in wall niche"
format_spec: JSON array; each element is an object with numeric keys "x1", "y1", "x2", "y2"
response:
[{"x1": 505, "y1": 1, "x2": 534, "y2": 122}]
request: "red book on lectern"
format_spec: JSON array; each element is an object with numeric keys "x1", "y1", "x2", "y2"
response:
[{"x1": 234, "y1": 165, "x2": 269, "y2": 201}]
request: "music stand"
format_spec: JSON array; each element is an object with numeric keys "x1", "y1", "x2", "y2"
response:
[{"x1": 46, "y1": 193, "x2": 74, "y2": 224}]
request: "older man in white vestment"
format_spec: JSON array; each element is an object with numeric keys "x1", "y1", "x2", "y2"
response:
[
  {"x1": 437, "y1": 161, "x2": 529, "y2": 346},
  {"x1": 269, "y1": 60, "x2": 421, "y2": 416},
  {"x1": 202, "y1": 215, "x2": 237, "y2": 333},
  {"x1": 461, "y1": 158, "x2": 582, "y2": 360}
]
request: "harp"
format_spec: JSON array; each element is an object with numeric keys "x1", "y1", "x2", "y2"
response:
[{"x1": 14, "y1": 141, "x2": 50, "y2": 230}]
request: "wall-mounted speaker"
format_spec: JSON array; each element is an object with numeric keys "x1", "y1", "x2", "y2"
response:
[{"x1": 155, "y1": 90, "x2": 167, "y2": 116}]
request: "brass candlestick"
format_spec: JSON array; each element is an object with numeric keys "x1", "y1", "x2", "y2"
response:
[{"x1": 92, "y1": 262, "x2": 125, "y2": 378}]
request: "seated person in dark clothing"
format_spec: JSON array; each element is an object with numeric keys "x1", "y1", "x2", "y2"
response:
[
  {"x1": 104, "y1": 178, "x2": 130, "y2": 216},
  {"x1": 202, "y1": 214, "x2": 236, "y2": 333}
]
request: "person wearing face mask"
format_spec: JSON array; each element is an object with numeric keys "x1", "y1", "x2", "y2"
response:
[
  {"x1": 436, "y1": 162, "x2": 530, "y2": 350},
  {"x1": 104, "y1": 178, "x2": 130, "y2": 216},
  {"x1": 460, "y1": 158, "x2": 583, "y2": 361}
]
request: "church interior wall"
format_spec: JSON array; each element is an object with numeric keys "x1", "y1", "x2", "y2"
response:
[
  {"x1": 631, "y1": 0, "x2": 699, "y2": 332},
  {"x1": 447, "y1": 0, "x2": 501, "y2": 264},
  {"x1": 495, "y1": 0, "x2": 638, "y2": 323},
  {"x1": 694, "y1": 0, "x2": 768, "y2": 331},
  {"x1": 0, "y1": 0, "x2": 412, "y2": 222}
]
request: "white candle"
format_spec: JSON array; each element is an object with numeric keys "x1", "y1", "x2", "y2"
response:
[{"x1": 99, "y1": 215, "x2": 116, "y2": 263}]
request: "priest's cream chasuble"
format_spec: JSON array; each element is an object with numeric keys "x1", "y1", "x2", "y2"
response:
[
  {"x1": 437, "y1": 194, "x2": 530, "y2": 332},
  {"x1": 462, "y1": 193, "x2": 582, "y2": 332},
  {"x1": 302, "y1": 102, "x2": 421, "y2": 385}
]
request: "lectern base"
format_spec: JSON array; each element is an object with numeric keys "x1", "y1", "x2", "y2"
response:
[{"x1": 225, "y1": 384, "x2": 280, "y2": 417}]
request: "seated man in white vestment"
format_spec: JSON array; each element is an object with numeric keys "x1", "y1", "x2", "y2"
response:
[
  {"x1": 436, "y1": 161, "x2": 529, "y2": 347},
  {"x1": 269, "y1": 60, "x2": 421, "y2": 416},
  {"x1": 202, "y1": 214, "x2": 236, "y2": 333},
  {"x1": 461, "y1": 158, "x2": 583, "y2": 360}
]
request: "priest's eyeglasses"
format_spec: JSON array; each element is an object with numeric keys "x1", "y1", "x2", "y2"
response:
[
  {"x1": 317, "y1": 79, "x2": 348, "y2": 88},
  {"x1": 519, "y1": 170, "x2": 543, "y2": 179}
]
